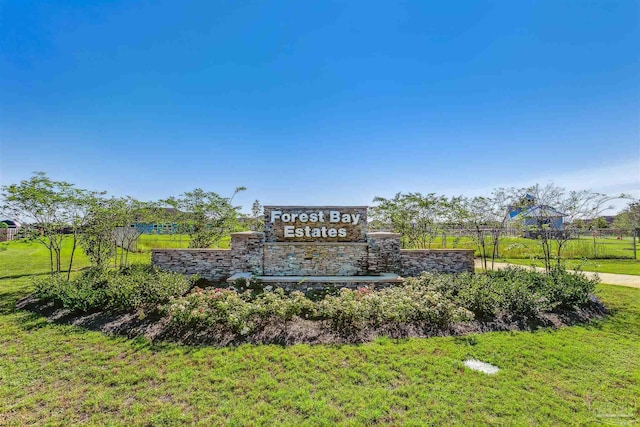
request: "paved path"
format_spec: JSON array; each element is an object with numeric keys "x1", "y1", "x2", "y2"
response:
[{"x1": 474, "y1": 260, "x2": 640, "y2": 289}]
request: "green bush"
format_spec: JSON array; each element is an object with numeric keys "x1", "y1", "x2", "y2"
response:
[
  {"x1": 33, "y1": 265, "x2": 195, "y2": 313},
  {"x1": 166, "y1": 284, "x2": 473, "y2": 335},
  {"x1": 33, "y1": 272, "x2": 108, "y2": 312},
  {"x1": 316, "y1": 286, "x2": 472, "y2": 332},
  {"x1": 35, "y1": 264, "x2": 598, "y2": 336},
  {"x1": 406, "y1": 266, "x2": 598, "y2": 319},
  {"x1": 454, "y1": 274, "x2": 501, "y2": 318},
  {"x1": 544, "y1": 266, "x2": 598, "y2": 309},
  {"x1": 165, "y1": 287, "x2": 314, "y2": 334}
]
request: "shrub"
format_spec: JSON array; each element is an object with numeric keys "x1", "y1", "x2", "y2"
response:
[
  {"x1": 166, "y1": 284, "x2": 473, "y2": 335},
  {"x1": 544, "y1": 266, "x2": 598, "y2": 309},
  {"x1": 33, "y1": 272, "x2": 108, "y2": 312},
  {"x1": 454, "y1": 274, "x2": 501, "y2": 319},
  {"x1": 165, "y1": 287, "x2": 314, "y2": 334},
  {"x1": 406, "y1": 266, "x2": 598, "y2": 318},
  {"x1": 33, "y1": 265, "x2": 194, "y2": 313},
  {"x1": 35, "y1": 264, "x2": 599, "y2": 338},
  {"x1": 316, "y1": 285, "x2": 472, "y2": 332}
]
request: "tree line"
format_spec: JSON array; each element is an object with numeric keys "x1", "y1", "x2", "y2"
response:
[
  {"x1": 2, "y1": 172, "x2": 637, "y2": 275},
  {"x1": 0, "y1": 172, "x2": 255, "y2": 275},
  {"x1": 369, "y1": 186, "x2": 637, "y2": 271}
]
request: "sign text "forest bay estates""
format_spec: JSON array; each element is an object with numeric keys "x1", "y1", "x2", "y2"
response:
[{"x1": 270, "y1": 210, "x2": 361, "y2": 238}]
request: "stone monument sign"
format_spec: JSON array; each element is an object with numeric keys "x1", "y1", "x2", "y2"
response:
[{"x1": 152, "y1": 204, "x2": 475, "y2": 288}]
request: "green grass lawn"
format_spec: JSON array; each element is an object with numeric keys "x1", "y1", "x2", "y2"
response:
[
  {"x1": 0, "y1": 240, "x2": 638, "y2": 425},
  {"x1": 421, "y1": 234, "x2": 637, "y2": 260},
  {"x1": 502, "y1": 257, "x2": 640, "y2": 276},
  {"x1": 137, "y1": 234, "x2": 231, "y2": 251}
]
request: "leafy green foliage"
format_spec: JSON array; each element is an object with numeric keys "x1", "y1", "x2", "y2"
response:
[
  {"x1": 613, "y1": 200, "x2": 640, "y2": 231},
  {"x1": 370, "y1": 192, "x2": 455, "y2": 249},
  {"x1": 33, "y1": 265, "x2": 194, "y2": 313},
  {"x1": 162, "y1": 187, "x2": 246, "y2": 248},
  {"x1": 166, "y1": 287, "x2": 314, "y2": 334},
  {"x1": 407, "y1": 266, "x2": 598, "y2": 319},
  {"x1": 164, "y1": 267, "x2": 598, "y2": 336},
  {"x1": 316, "y1": 286, "x2": 472, "y2": 331}
]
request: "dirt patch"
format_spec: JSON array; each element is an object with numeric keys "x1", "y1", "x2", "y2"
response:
[{"x1": 16, "y1": 295, "x2": 608, "y2": 347}]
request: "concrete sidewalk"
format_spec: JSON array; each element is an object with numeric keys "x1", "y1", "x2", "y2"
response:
[{"x1": 474, "y1": 260, "x2": 640, "y2": 289}]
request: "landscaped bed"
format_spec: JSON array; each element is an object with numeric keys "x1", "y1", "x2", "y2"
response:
[
  {"x1": 1, "y1": 241, "x2": 637, "y2": 425},
  {"x1": 19, "y1": 265, "x2": 606, "y2": 346}
]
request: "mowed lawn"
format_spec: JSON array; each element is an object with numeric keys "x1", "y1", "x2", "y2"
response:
[
  {"x1": 503, "y1": 257, "x2": 640, "y2": 276},
  {"x1": 0, "y1": 241, "x2": 638, "y2": 425},
  {"x1": 423, "y1": 234, "x2": 638, "y2": 262}
]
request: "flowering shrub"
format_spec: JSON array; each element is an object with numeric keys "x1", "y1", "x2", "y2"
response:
[
  {"x1": 165, "y1": 284, "x2": 472, "y2": 335},
  {"x1": 316, "y1": 286, "x2": 472, "y2": 331},
  {"x1": 34, "y1": 264, "x2": 598, "y2": 340},
  {"x1": 164, "y1": 287, "x2": 314, "y2": 334}
]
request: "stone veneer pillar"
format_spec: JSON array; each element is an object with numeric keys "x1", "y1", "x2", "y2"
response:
[
  {"x1": 230, "y1": 231, "x2": 264, "y2": 275},
  {"x1": 367, "y1": 232, "x2": 401, "y2": 274}
]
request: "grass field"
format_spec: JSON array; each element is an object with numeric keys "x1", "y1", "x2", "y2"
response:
[
  {"x1": 136, "y1": 234, "x2": 231, "y2": 251},
  {"x1": 414, "y1": 234, "x2": 637, "y2": 260},
  {"x1": 503, "y1": 257, "x2": 640, "y2": 276},
  {"x1": 0, "y1": 240, "x2": 638, "y2": 425}
]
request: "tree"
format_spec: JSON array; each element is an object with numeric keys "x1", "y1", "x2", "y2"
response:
[
  {"x1": 81, "y1": 197, "x2": 118, "y2": 269},
  {"x1": 162, "y1": 187, "x2": 246, "y2": 248},
  {"x1": 593, "y1": 217, "x2": 609, "y2": 229},
  {"x1": 515, "y1": 184, "x2": 629, "y2": 271},
  {"x1": 370, "y1": 192, "x2": 450, "y2": 249},
  {"x1": 459, "y1": 189, "x2": 520, "y2": 271},
  {"x1": 613, "y1": 201, "x2": 640, "y2": 231},
  {"x1": 1, "y1": 172, "x2": 74, "y2": 274},
  {"x1": 460, "y1": 196, "x2": 492, "y2": 271},
  {"x1": 249, "y1": 200, "x2": 264, "y2": 231},
  {"x1": 64, "y1": 188, "x2": 106, "y2": 278}
]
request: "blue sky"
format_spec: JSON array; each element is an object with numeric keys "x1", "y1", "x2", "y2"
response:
[{"x1": 1, "y1": 0, "x2": 638, "y2": 213}]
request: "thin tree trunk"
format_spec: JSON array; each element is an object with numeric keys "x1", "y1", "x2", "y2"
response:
[
  {"x1": 54, "y1": 249, "x2": 59, "y2": 273},
  {"x1": 49, "y1": 247, "x2": 54, "y2": 275},
  {"x1": 67, "y1": 235, "x2": 77, "y2": 280}
]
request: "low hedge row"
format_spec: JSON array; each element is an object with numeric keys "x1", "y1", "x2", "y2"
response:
[
  {"x1": 33, "y1": 265, "x2": 194, "y2": 313},
  {"x1": 412, "y1": 266, "x2": 598, "y2": 319},
  {"x1": 165, "y1": 266, "x2": 598, "y2": 335},
  {"x1": 166, "y1": 285, "x2": 472, "y2": 335},
  {"x1": 33, "y1": 266, "x2": 598, "y2": 336}
]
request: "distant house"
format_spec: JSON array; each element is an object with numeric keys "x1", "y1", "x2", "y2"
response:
[
  {"x1": 508, "y1": 196, "x2": 566, "y2": 238},
  {"x1": 130, "y1": 207, "x2": 185, "y2": 234},
  {"x1": 0, "y1": 219, "x2": 21, "y2": 242},
  {"x1": 0, "y1": 219, "x2": 21, "y2": 229}
]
